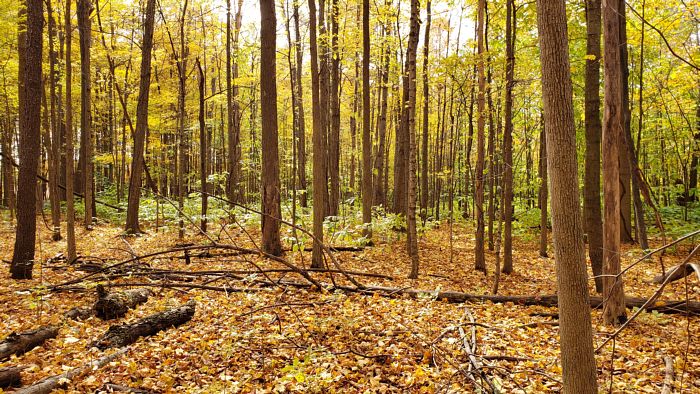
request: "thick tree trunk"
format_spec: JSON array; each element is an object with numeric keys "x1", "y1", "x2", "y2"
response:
[
  {"x1": 474, "y1": 0, "x2": 487, "y2": 273},
  {"x1": 502, "y1": 0, "x2": 515, "y2": 273},
  {"x1": 260, "y1": 0, "x2": 282, "y2": 256},
  {"x1": 92, "y1": 301, "x2": 195, "y2": 350},
  {"x1": 93, "y1": 285, "x2": 152, "y2": 320},
  {"x1": 0, "y1": 325, "x2": 58, "y2": 360},
  {"x1": 602, "y1": 0, "x2": 627, "y2": 326},
  {"x1": 584, "y1": 0, "x2": 604, "y2": 293},
  {"x1": 536, "y1": 0, "x2": 599, "y2": 391},
  {"x1": 10, "y1": 0, "x2": 42, "y2": 279},
  {"x1": 125, "y1": 0, "x2": 156, "y2": 234}
]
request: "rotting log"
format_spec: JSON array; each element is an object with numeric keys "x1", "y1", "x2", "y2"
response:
[
  {"x1": 14, "y1": 347, "x2": 128, "y2": 394},
  {"x1": 92, "y1": 300, "x2": 195, "y2": 350},
  {"x1": 94, "y1": 285, "x2": 152, "y2": 320},
  {"x1": 0, "y1": 366, "x2": 22, "y2": 388},
  {"x1": 0, "y1": 325, "x2": 59, "y2": 360},
  {"x1": 65, "y1": 307, "x2": 94, "y2": 320},
  {"x1": 653, "y1": 263, "x2": 700, "y2": 284}
]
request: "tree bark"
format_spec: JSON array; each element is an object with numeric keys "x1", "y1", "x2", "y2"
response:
[
  {"x1": 0, "y1": 325, "x2": 58, "y2": 360},
  {"x1": 361, "y1": 0, "x2": 372, "y2": 238},
  {"x1": 536, "y1": 0, "x2": 599, "y2": 391},
  {"x1": 292, "y1": 1, "x2": 307, "y2": 207},
  {"x1": 10, "y1": 0, "x2": 42, "y2": 279},
  {"x1": 196, "y1": 59, "x2": 208, "y2": 233},
  {"x1": 47, "y1": 0, "x2": 61, "y2": 241},
  {"x1": 618, "y1": 1, "x2": 633, "y2": 244},
  {"x1": 328, "y1": 0, "x2": 341, "y2": 216},
  {"x1": 405, "y1": 0, "x2": 420, "y2": 278},
  {"x1": 64, "y1": 0, "x2": 77, "y2": 262},
  {"x1": 420, "y1": 1, "x2": 431, "y2": 222},
  {"x1": 0, "y1": 366, "x2": 22, "y2": 389},
  {"x1": 602, "y1": 0, "x2": 627, "y2": 326},
  {"x1": 584, "y1": 0, "x2": 604, "y2": 293},
  {"x1": 538, "y1": 122, "x2": 548, "y2": 258},
  {"x1": 125, "y1": 0, "x2": 157, "y2": 234},
  {"x1": 502, "y1": 0, "x2": 515, "y2": 273},
  {"x1": 310, "y1": 0, "x2": 326, "y2": 268},
  {"x1": 93, "y1": 285, "x2": 152, "y2": 320},
  {"x1": 77, "y1": 0, "x2": 94, "y2": 229},
  {"x1": 260, "y1": 0, "x2": 282, "y2": 256},
  {"x1": 474, "y1": 0, "x2": 487, "y2": 273},
  {"x1": 92, "y1": 301, "x2": 195, "y2": 350}
]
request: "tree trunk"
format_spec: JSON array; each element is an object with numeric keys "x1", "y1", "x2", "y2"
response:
[
  {"x1": 10, "y1": 0, "x2": 42, "y2": 279},
  {"x1": 260, "y1": 0, "x2": 282, "y2": 256},
  {"x1": 405, "y1": 0, "x2": 420, "y2": 278},
  {"x1": 502, "y1": 0, "x2": 515, "y2": 273},
  {"x1": 420, "y1": 0, "x2": 431, "y2": 222},
  {"x1": 47, "y1": 0, "x2": 61, "y2": 241},
  {"x1": 584, "y1": 0, "x2": 604, "y2": 293},
  {"x1": 536, "y1": 0, "x2": 599, "y2": 391},
  {"x1": 474, "y1": 0, "x2": 487, "y2": 273},
  {"x1": 310, "y1": 0, "x2": 326, "y2": 269},
  {"x1": 292, "y1": 0, "x2": 307, "y2": 207},
  {"x1": 328, "y1": 0, "x2": 340, "y2": 216},
  {"x1": 125, "y1": 0, "x2": 156, "y2": 234},
  {"x1": 196, "y1": 59, "x2": 208, "y2": 233},
  {"x1": 618, "y1": 2, "x2": 633, "y2": 244},
  {"x1": 64, "y1": 0, "x2": 76, "y2": 262},
  {"x1": 92, "y1": 301, "x2": 195, "y2": 350},
  {"x1": 538, "y1": 121, "x2": 548, "y2": 258},
  {"x1": 176, "y1": 1, "x2": 188, "y2": 239},
  {"x1": 602, "y1": 0, "x2": 627, "y2": 326},
  {"x1": 361, "y1": 0, "x2": 372, "y2": 238},
  {"x1": 77, "y1": 0, "x2": 94, "y2": 229}
]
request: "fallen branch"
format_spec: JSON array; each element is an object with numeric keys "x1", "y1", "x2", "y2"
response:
[
  {"x1": 14, "y1": 347, "x2": 128, "y2": 394},
  {"x1": 653, "y1": 263, "x2": 700, "y2": 284},
  {"x1": 0, "y1": 325, "x2": 59, "y2": 360},
  {"x1": 661, "y1": 355, "x2": 675, "y2": 394},
  {"x1": 92, "y1": 300, "x2": 195, "y2": 350},
  {"x1": 102, "y1": 383, "x2": 156, "y2": 393},
  {"x1": 94, "y1": 285, "x2": 152, "y2": 320},
  {"x1": 0, "y1": 366, "x2": 22, "y2": 388}
]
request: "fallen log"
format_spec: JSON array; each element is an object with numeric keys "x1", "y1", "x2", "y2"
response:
[
  {"x1": 653, "y1": 263, "x2": 700, "y2": 284},
  {"x1": 92, "y1": 300, "x2": 196, "y2": 350},
  {"x1": 94, "y1": 285, "x2": 152, "y2": 320},
  {"x1": 14, "y1": 347, "x2": 128, "y2": 394},
  {"x1": 0, "y1": 325, "x2": 59, "y2": 360},
  {"x1": 65, "y1": 307, "x2": 95, "y2": 320},
  {"x1": 330, "y1": 285, "x2": 700, "y2": 315},
  {"x1": 0, "y1": 366, "x2": 22, "y2": 388}
]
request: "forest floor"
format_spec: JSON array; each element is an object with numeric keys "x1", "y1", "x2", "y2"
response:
[{"x1": 0, "y1": 219, "x2": 698, "y2": 393}]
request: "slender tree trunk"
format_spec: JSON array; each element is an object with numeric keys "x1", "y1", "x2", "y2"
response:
[
  {"x1": 64, "y1": 0, "x2": 76, "y2": 262},
  {"x1": 318, "y1": 0, "x2": 330, "y2": 217},
  {"x1": 502, "y1": 0, "x2": 515, "y2": 273},
  {"x1": 474, "y1": 0, "x2": 487, "y2": 273},
  {"x1": 293, "y1": 0, "x2": 307, "y2": 207},
  {"x1": 373, "y1": 17, "x2": 389, "y2": 208},
  {"x1": 77, "y1": 0, "x2": 93, "y2": 228},
  {"x1": 536, "y1": 1, "x2": 598, "y2": 391},
  {"x1": 584, "y1": 0, "x2": 604, "y2": 293},
  {"x1": 10, "y1": 0, "x2": 43, "y2": 279},
  {"x1": 618, "y1": 2, "x2": 633, "y2": 244},
  {"x1": 47, "y1": 0, "x2": 61, "y2": 241},
  {"x1": 420, "y1": 0, "x2": 431, "y2": 222},
  {"x1": 309, "y1": 0, "x2": 326, "y2": 268},
  {"x1": 539, "y1": 121, "x2": 548, "y2": 258},
  {"x1": 260, "y1": 0, "x2": 282, "y2": 256},
  {"x1": 361, "y1": 0, "x2": 372, "y2": 238},
  {"x1": 405, "y1": 0, "x2": 420, "y2": 279},
  {"x1": 125, "y1": 0, "x2": 156, "y2": 234},
  {"x1": 195, "y1": 59, "x2": 208, "y2": 233},
  {"x1": 328, "y1": 0, "x2": 340, "y2": 217},
  {"x1": 602, "y1": 0, "x2": 627, "y2": 326},
  {"x1": 176, "y1": 1, "x2": 188, "y2": 239}
]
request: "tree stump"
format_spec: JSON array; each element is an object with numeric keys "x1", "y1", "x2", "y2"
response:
[
  {"x1": 94, "y1": 285, "x2": 152, "y2": 320},
  {"x1": 92, "y1": 300, "x2": 195, "y2": 350},
  {"x1": 0, "y1": 325, "x2": 59, "y2": 360}
]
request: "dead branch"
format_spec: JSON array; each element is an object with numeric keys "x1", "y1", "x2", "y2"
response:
[
  {"x1": 0, "y1": 325, "x2": 59, "y2": 360},
  {"x1": 661, "y1": 355, "x2": 675, "y2": 394},
  {"x1": 94, "y1": 285, "x2": 152, "y2": 320}
]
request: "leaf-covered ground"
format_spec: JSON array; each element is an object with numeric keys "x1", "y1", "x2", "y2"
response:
[{"x1": 1, "y1": 221, "x2": 698, "y2": 393}]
